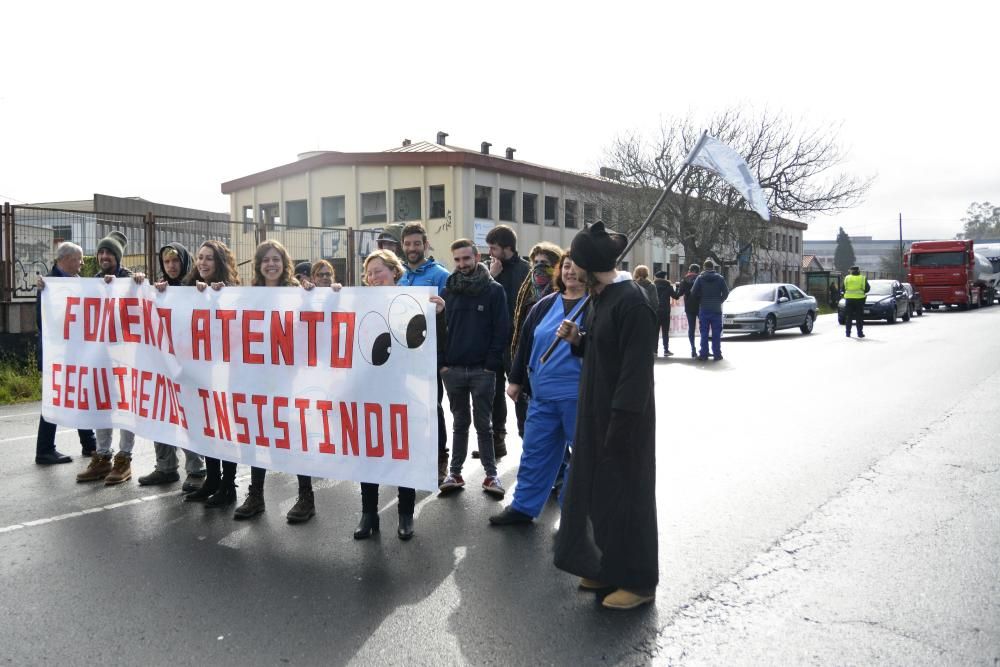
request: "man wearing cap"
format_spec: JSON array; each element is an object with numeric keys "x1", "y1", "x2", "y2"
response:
[
  {"x1": 76, "y1": 230, "x2": 138, "y2": 485},
  {"x1": 375, "y1": 223, "x2": 405, "y2": 260},
  {"x1": 135, "y1": 243, "x2": 207, "y2": 492},
  {"x1": 294, "y1": 260, "x2": 313, "y2": 285},
  {"x1": 843, "y1": 265, "x2": 870, "y2": 338},
  {"x1": 553, "y1": 222, "x2": 659, "y2": 611}
]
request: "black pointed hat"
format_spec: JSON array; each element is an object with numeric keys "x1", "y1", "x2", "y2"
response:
[{"x1": 569, "y1": 221, "x2": 627, "y2": 272}]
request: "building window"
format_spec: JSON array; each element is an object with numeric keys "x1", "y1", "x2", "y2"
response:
[
  {"x1": 584, "y1": 203, "x2": 597, "y2": 226},
  {"x1": 565, "y1": 199, "x2": 578, "y2": 228},
  {"x1": 601, "y1": 206, "x2": 613, "y2": 224},
  {"x1": 242, "y1": 205, "x2": 254, "y2": 231},
  {"x1": 361, "y1": 191, "x2": 387, "y2": 224},
  {"x1": 544, "y1": 196, "x2": 558, "y2": 226},
  {"x1": 394, "y1": 188, "x2": 421, "y2": 222},
  {"x1": 321, "y1": 196, "x2": 345, "y2": 227},
  {"x1": 523, "y1": 193, "x2": 538, "y2": 224},
  {"x1": 259, "y1": 203, "x2": 280, "y2": 228},
  {"x1": 794, "y1": 237, "x2": 799, "y2": 254},
  {"x1": 53, "y1": 225, "x2": 72, "y2": 243},
  {"x1": 499, "y1": 189, "x2": 515, "y2": 222},
  {"x1": 429, "y1": 185, "x2": 445, "y2": 219},
  {"x1": 475, "y1": 185, "x2": 491, "y2": 219},
  {"x1": 286, "y1": 200, "x2": 308, "y2": 228}
]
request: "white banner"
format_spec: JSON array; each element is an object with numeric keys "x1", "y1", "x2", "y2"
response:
[{"x1": 41, "y1": 279, "x2": 438, "y2": 491}]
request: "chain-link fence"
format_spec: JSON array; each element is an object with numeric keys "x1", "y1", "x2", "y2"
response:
[{"x1": 1, "y1": 204, "x2": 390, "y2": 302}]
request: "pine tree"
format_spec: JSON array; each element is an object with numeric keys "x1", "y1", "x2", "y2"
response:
[{"x1": 834, "y1": 227, "x2": 856, "y2": 274}]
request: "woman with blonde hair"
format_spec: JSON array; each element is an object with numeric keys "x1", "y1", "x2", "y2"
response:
[{"x1": 353, "y1": 249, "x2": 445, "y2": 541}]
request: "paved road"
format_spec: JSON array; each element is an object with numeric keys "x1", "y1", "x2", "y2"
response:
[{"x1": 1, "y1": 308, "x2": 998, "y2": 665}]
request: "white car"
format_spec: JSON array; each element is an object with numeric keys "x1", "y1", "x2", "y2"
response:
[{"x1": 722, "y1": 283, "x2": 817, "y2": 336}]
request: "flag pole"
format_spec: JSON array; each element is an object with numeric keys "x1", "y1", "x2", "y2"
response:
[{"x1": 539, "y1": 130, "x2": 710, "y2": 364}]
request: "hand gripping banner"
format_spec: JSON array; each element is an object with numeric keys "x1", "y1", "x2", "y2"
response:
[{"x1": 41, "y1": 279, "x2": 439, "y2": 491}]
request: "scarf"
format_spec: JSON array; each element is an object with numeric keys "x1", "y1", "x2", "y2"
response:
[
  {"x1": 446, "y1": 262, "x2": 492, "y2": 296},
  {"x1": 531, "y1": 262, "x2": 555, "y2": 300}
]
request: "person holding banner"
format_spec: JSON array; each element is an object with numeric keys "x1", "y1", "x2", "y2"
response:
[
  {"x1": 169, "y1": 240, "x2": 245, "y2": 507},
  {"x1": 233, "y1": 240, "x2": 318, "y2": 523},
  {"x1": 552, "y1": 222, "x2": 659, "y2": 611},
  {"x1": 34, "y1": 241, "x2": 97, "y2": 464},
  {"x1": 76, "y1": 231, "x2": 139, "y2": 485},
  {"x1": 135, "y1": 242, "x2": 207, "y2": 492},
  {"x1": 310, "y1": 259, "x2": 336, "y2": 287},
  {"x1": 490, "y1": 253, "x2": 586, "y2": 526},
  {"x1": 353, "y1": 249, "x2": 445, "y2": 540}
]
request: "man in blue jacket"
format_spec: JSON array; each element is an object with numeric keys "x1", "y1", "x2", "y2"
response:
[
  {"x1": 691, "y1": 259, "x2": 729, "y2": 361},
  {"x1": 399, "y1": 222, "x2": 451, "y2": 482},
  {"x1": 439, "y1": 239, "x2": 509, "y2": 498}
]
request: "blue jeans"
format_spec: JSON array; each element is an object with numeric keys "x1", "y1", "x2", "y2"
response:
[
  {"x1": 698, "y1": 310, "x2": 723, "y2": 359},
  {"x1": 442, "y1": 366, "x2": 497, "y2": 477},
  {"x1": 511, "y1": 398, "x2": 576, "y2": 518}
]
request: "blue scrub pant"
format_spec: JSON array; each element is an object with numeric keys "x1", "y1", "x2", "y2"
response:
[{"x1": 510, "y1": 397, "x2": 577, "y2": 518}]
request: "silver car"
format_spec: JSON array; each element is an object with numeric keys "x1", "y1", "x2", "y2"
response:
[{"x1": 722, "y1": 283, "x2": 817, "y2": 336}]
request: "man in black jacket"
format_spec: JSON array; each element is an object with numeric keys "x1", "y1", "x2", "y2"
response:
[
  {"x1": 674, "y1": 264, "x2": 702, "y2": 358},
  {"x1": 33, "y1": 241, "x2": 97, "y2": 464},
  {"x1": 483, "y1": 224, "x2": 529, "y2": 457},
  {"x1": 439, "y1": 239, "x2": 510, "y2": 498},
  {"x1": 653, "y1": 271, "x2": 676, "y2": 357}
]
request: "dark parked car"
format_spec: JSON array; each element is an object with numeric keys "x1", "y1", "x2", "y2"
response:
[
  {"x1": 838, "y1": 279, "x2": 910, "y2": 324},
  {"x1": 901, "y1": 282, "x2": 923, "y2": 317}
]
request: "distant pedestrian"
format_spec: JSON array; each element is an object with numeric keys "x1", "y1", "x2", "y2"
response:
[
  {"x1": 653, "y1": 271, "x2": 676, "y2": 357},
  {"x1": 552, "y1": 222, "x2": 658, "y2": 610},
  {"x1": 674, "y1": 264, "x2": 701, "y2": 358},
  {"x1": 438, "y1": 238, "x2": 510, "y2": 498},
  {"x1": 484, "y1": 224, "x2": 530, "y2": 459},
  {"x1": 691, "y1": 259, "x2": 729, "y2": 361},
  {"x1": 828, "y1": 281, "x2": 841, "y2": 308},
  {"x1": 33, "y1": 241, "x2": 97, "y2": 465},
  {"x1": 632, "y1": 265, "x2": 659, "y2": 311},
  {"x1": 375, "y1": 223, "x2": 405, "y2": 260},
  {"x1": 843, "y1": 266, "x2": 870, "y2": 338}
]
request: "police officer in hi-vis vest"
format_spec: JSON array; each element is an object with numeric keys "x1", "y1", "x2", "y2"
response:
[{"x1": 843, "y1": 265, "x2": 871, "y2": 338}]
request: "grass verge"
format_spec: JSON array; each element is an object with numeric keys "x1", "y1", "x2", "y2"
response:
[{"x1": 0, "y1": 355, "x2": 41, "y2": 404}]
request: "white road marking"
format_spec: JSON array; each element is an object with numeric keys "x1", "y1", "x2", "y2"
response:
[
  {"x1": 0, "y1": 411, "x2": 39, "y2": 420},
  {"x1": 0, "y1": 429, "x2": 71, "y2": 444},
  {"x1": 0, "y1": 489, "x2": 185, "y2": 535}
]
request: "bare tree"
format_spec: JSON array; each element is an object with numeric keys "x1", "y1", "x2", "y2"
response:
[{"x1": 600, "y1": 108, "x2": 873, "y2": 284}]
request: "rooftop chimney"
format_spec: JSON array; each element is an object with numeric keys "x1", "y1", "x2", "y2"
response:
[
  {"x1": 481, "y1": 141, "x2": 492, "y2": 155},
  {"x1": 436, "y1": 131, "x2": 448, "y2": 145},
  {"x1": 505, "y1": 147, "x2": 516, "y2": 160},
  {"x1": 402, "y1": 139, "x2": 411, "y2": 147}
]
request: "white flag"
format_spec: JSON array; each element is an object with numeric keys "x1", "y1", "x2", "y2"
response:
[{"x1": 687, "y1": 135, "x2": 771, "y2": 221}]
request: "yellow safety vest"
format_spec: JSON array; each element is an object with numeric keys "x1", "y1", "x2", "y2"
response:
[{"x1": 844, "y1": 274, "x2": 867, "y2": 300}]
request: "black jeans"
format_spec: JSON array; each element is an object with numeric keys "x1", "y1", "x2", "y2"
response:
[
  {"x1": 361, "y1": 483, "x2": 416, "y2": 514},
  {"x1": 491, "y1": 364, "x2": 508, "y2": 438},
  {"x1": 36, "y1": 416, "x2": 95, "y2": 456},
  {"x1": 442, "y1": 366, "x2": 498, "y2": 477},
  {"x1": 657, "y1": 311, "x2": 671, "y2": 354},
  {"x1": 250, "y1": 467, "x2": 312, "y2": 491},
  {"x1": 685, "y1": 312, "x2": 698, "y2": 352},
  {"x1": 845, "y1": 299, "x2": 865, "y2": 335},
  {"x1": 204, "y1": 457, "x2": 237, "y2": 485}
]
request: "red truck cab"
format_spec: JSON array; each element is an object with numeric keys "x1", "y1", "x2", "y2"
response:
[{"x1": 905, "y1": 239, "x2": 994, "y2": 309}]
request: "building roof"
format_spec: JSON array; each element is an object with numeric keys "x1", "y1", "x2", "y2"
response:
[
  {"x1": 221, "y1": 140, "x2": 623, "y2": 195},
  {"x1": 802, "y1": 254, "x2": 823, "y2": 270}
]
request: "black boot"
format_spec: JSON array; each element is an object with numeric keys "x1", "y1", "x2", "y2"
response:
[
  {"x1": 397, "y1": 514, "x2": 414, "y2": 540},
  {"x1": 286, "y1": 488, "x2": 316, "y2": 524},
  {"x1": 184, "y1": 476, "x2": 220, "y2": 502},
  {"x1": 233, "y1": 484, "x2": 265, "y2": 520},
  {"x1": 204, "y1": 483, "x2": 237, "y2": 508},
  {"x1": 353, "y1": 512, "x2": 379, "y2": 539}
]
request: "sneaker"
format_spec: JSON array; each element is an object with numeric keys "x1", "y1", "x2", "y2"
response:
[
  {"x1": 437, "y1": 457, "x2": 449, "y2": 486},
  {"x1": 76, "y1": 454, "x2": 112, "y2": 482},
  {"x1": 482, "y1": 476, "x2": 505, "y2": 498},
  {"x1": 665, "y1": 350, "x2": 674, "y2": 357},
  {"x1": 438, "y1": 473, "x2": 465, "y2": 493},
  {"x1": 137, "y1": 469, "x2": 180, "y2": 486},
  {"x1": 858, "y1": 332, "x2": 865, "y2": 338},
  {"x1": 104, "y1": 453, "x2": 132, "y2": 485}
]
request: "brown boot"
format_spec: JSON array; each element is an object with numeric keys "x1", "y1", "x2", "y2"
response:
[
  {"x1": 104, "y1": 453, "x2": 132, "y2": 485},
  {"x1": 233, "y1": 485, "x2": 265, "y2": 520},
  {"x1": 76, "y1": 454, "x2": 112, "y2": 483}
]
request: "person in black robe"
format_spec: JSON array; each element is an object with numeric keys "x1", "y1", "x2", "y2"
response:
[{"x1": 552, "y1": 221, "x2": 659, "y2": 610}]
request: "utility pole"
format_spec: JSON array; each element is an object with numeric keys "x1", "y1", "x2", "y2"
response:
[{"x1": 899, "y1": 212, "x2": 904, "y2": 281}]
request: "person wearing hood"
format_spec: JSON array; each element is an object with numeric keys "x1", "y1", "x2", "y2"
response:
[
  {"x1": 375, "y1": 223, "x2": 405, "y2": 260},
  {"x1": 483, "y1": 225, "x2": 529, "y2": 459},
  {"x1": 674, "y1": 264, "x2": 702, "y2": 358},
  {"x1": 551, "y1": 222, "x2": 659, "y2": 610},
  {"x1": 653, "y1": 271, "x2": 676, "y2": 357},
  {"x1": 398, "y1": 222, "x2": 452, "y2": 483},
  {"x1": 76, "y1": 231, "x2": 138, "y2": 485},
  {"x1": 508, "y1": 241, "x2": 562, "y2": 437},
  {"x1": 691, "y1": 259, "x2": 729, "y2": 361},
  {"x1": 136, "y1": 243, "x2": 207, "y2": 492},
  {"x1": 438, "y1": 239, "x2": 509, "y2": 498}
]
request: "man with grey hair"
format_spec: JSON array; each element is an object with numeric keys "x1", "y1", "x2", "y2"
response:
[{"x1": 34, "y1": 242, "x2": 97, "y2": 464}]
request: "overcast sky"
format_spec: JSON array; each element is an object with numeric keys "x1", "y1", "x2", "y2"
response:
[{"x1": 2, "y1": 1, "x2": 997, "y2": 240}]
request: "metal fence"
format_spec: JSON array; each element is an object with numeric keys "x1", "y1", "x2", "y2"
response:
[{"x1": 1, "y1": 203, "x2": 386, "y2": 302}]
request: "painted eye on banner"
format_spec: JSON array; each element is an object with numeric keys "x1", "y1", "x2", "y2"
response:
[
  {"x1": 388, "y1": 294, "x2": 427, "y2": 349},
  {"x1": 357, "y1": 312, "x2": 392, "y2": 366}
]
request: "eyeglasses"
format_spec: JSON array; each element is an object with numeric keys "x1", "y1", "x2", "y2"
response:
[{"x1": 315, "y1": 272, "x2": 333, "y2": 279}]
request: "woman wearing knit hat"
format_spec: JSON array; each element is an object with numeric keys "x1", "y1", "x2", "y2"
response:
[{"x1": 551, "y1": 222, "x2": 660, "y2": 610}]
